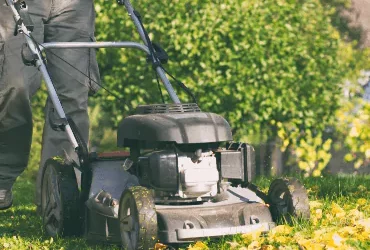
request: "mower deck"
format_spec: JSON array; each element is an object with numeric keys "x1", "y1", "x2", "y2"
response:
[
  {"x1": 84, "y1": 158, "x2": 275, "y2": 244},
  {"x1": 156, "y1": 186, "x2": 275, "y2": 243}
]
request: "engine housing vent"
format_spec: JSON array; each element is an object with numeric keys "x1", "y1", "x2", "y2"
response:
[{"x1": 135, "y1": 103, "x2": 201, "y2": 114}]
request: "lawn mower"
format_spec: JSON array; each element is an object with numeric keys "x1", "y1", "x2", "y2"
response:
[{"x1": 7, "y1": 0, "x2": 310, "y2": 249}]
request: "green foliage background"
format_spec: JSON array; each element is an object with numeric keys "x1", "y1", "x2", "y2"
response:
[
  {"x1": 93, "y1": 0, "x2": 344, "y2": 137},
  {"x1": 26, "y1": 0, "x2": 369, "y2": 177}
]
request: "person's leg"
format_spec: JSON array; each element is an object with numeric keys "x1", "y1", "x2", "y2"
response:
[
  {"x1": 34, "y1": 0, "x2": 100, "y2": 208},
  {"x1": 0, "y1": 2, "x2": 48, "y2": 209}
]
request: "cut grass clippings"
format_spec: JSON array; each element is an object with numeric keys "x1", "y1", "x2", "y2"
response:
[{"x1": 1, "y1": 175, "x2": 370, "y2": 249}]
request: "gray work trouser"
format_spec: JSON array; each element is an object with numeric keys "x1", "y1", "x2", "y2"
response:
[{"x1": 0, "y1": 0, "x2": 100, "y2": 208}]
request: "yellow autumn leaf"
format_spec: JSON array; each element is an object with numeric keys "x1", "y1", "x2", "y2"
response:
[
  {"x1": 354, "y1": 218, "x2": 370, "y2": 232},
  {"x1": 242, "y1": 229, "x2": 262, "y2": 244},
  {"x1": 274, "y1": 235, "x2": 290, "y2": 244},
  {"x1": 314, "y1": 209, "x2": 322, "y2": 219},
  {"x1": 348, "y1": 209, "x2": 364, "y2": 223},
  {"x1": 338, "y1": 226, "x2": 357, "y2": 237},
  {"x1": 261, "y1": 245, "x2": 275, "y2": 250},
  {"x1": 313, "y1": 229, "x2": 328, "y2": 241},
  {"x1": 226, "y1": 241, "x2": 240, "y2": 249},
  {"x1": 309, "y1": 201, "x2": 323, "y2": 209},
  {"x1": 331, "y1": 202, "x2": 344, "y2": 213},
  {"x1": 277, "y1": 246, "x2": 294, "y2": 250},
  {"x1": 363, "y1": 205, "x2": 370, "y2": 213},
  {"x1": 154, "y1": 242, "x2": 168, "y2": 250},
  {"x1": 321, "y1": 232, "x2": 344, "y2": 247},
  {"x1": 358, "y1": 230, "x2": 370, "y2": 241},
  {"x1": 270, "y1": 225, "x2": 293, "y2": 235},
  {"x1": 357, "y1": 185, "x2": 367, "y2": 192},
  {"x1": 357, "y1": 198, "x2": 367, "y2": 206},
  {"x1": 188, "y1": 241, "x2": 208, "y2": 250},
  {"x1": 293, "y1": 232, "x2": 305, "y2": 241},
  {"x1": 311, "y1": 217, "x2": 319, "y2": 226},
  {"x1": 331, "y1": 203, "x2": 346, "y2": 218},
  {"x1": 297, "y1": 239, "x2": 324, "y2": 250},
  {"x1": 248, "y1": 241, "x2": 260, "y2": 250},
  {"x1": 322, "y1": 214, "x2": 333, "y2": 226}
]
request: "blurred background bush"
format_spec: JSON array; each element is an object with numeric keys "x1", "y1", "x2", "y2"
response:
[{"x1": 25, "y1": 0, "x2": 370, "y2": 180}]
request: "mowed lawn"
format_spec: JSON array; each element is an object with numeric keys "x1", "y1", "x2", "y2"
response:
[{"x1": 0, "y1": 175, "x2": 370, "y2": 249}]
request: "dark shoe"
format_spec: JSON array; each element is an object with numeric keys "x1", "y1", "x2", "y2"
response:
[{"x1": 0, "y1": 189, "x2": 13, "y2": 210}]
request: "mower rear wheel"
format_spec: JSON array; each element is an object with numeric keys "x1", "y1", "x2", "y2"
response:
[
  {"x1": 119, "y1": 186, "x2": 158, "y2": 250},
  {"x1": 268, "y1": 178, "x2": 310, "y2": 224},
  {"x1": 41, "y1": 158, "x2": 81, "y2": 237}
]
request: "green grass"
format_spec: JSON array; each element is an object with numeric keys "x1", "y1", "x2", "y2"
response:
[
  {"x1": 0, "y1": 176, "x2": 118, "y2": 250},
  {"x1": 196, "y1": 174, "x2": 370, "y2": 250},
  {"x1": 1, "y1": 174, "x2": 370, "y2": 249}
]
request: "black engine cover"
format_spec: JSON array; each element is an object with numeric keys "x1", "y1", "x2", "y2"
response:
[{"x1": 117, "y1": 104, "x2": 232, "y2": 147}]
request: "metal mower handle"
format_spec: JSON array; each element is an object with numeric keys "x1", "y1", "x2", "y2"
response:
[
  {"x1": 117, "y1": 0, "x2": 182, "y2": 103},
  {"x1": 4, "y1": 0, "x2": 13, "y2": 6}
]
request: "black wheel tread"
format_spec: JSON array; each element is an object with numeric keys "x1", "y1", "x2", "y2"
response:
[
  {"x1": 42, "y1": 158, "x2": 81, "y2": 237},
  {"x1": 120, "y1": 186, "x2": 158, "y2": 250},
  {"x1": 268, "y1": 177, "x2": 310, "y2": 223}
]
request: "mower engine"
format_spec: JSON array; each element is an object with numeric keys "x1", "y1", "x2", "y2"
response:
[
  {"x1": 117, "y1": 103, "x2": 256, "y2": 203},
  {"x1": 138, "y1": 149, "x2": 219, "y2": 199}
]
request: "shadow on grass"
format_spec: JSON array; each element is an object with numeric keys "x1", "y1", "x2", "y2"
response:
[
  {"x1": 0, "y1": 177, "x2": 120, "y2": 249},
  {"x1": 0, "y1": 208, "x2": 41, "y2": 237},
  {"x1": 0, "y1": 178, "x2": 41, "y2": 237}
]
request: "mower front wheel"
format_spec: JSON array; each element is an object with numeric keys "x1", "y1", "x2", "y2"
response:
[
  {"x1": 268, "y1": 178, "x2": 310, "y2": 224},
  {"x1": 41, "y1": 158, "x2": 81, "y2": 237},
  {"x1": 119, "y1": 186, "x2": 158, "y2": 250}
]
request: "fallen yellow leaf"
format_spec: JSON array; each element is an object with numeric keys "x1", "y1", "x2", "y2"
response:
[
  {"x1": 242, "y1": 229, "x2": 262, "y2": 244},
  {"x1": 314, "y1": 209, "x2": 322, "y2": 219},
  {"x1": 348, "y1": 209, "x2": 364, "y2": 224},
  {"x1": 226, "y1": 241, "x2": 240, "y2": 249},
  {"x1": 270, "y1": 225, "x2": 293, "y2": 235},
  {"x1": 154, "y1": 242, "x2": 168, "y2": 250},
  {"x1": 274, "y1": 235, "x2": 290, "y2": 244},
  {"x1": 357, "y1": 185, "x2": 367, "y2": 192},
  {"x1": 354, "y1": 218, "x2": 370, "y2": 232},
  {"x1": 248, "y1": 240, "x2": 260, "y2": 250},
  {"x1": 331, "y1": 203, "x2": 345, "y2": 218},
  {"x1": 261, "y1": 245, "x2": 275, "y2": 250},
  {"x1": 357, "y1": 198, "x2": 367, "y2": 206},
  {"x1": 297, "y1": 239, "x2": 324, "y2": 250},
  {"x1": 321, "y1": 232, "x2": 344, "y2": 247},
  {"x1": 338, "y1": 226, "x2": 357, "y2": 237},
  {"x1": 309, "y1": 201, "x2": 323, "y2": 209},
  {"x1": 313, "y1": 228, "x2": 328, "y2": 241},
  {"x1": 188, "y1": 241, "x2": 208, "y2": 250}
]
